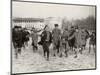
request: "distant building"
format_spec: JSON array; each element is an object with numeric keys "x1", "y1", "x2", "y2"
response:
[
  {"x1": 12, "y1": 17, "x2": 45, "y2": 30},
  {"x1": 12, "y1": 17, "x2": 63, "y2": 31}
]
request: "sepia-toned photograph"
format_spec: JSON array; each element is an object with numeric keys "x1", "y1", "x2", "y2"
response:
[{"x1": 11, "y1": 0, "x2": 96, "y2": 74}]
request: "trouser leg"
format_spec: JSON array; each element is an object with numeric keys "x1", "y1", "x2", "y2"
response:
[
  {"x1": 46, "y1": 43, "x2": 49, "y2": 61},
  {"x1": 13, "y1": 42, "x2": 18, "y2": 59},
  {"x1": 93, "y1": 44, "x2": 96, "y2": 53},
  {"x1": 43, "y1": 42, "x2": 50, "y2": 60},
  {"x1": 43, "y1": 49, "x2": 46, "y2": 57},
  {"x1": 53, "y1": 44, "x2": 56, "y2": 56},
  {"x1": 32, "y1": 41, "x2": 35, "y2": 52},
  {"x1": 47, "y1": 49, "x2": 49, "y2": 61},
  {"x1": 57, "y1": 47, "x2": 59, "y2": 54},
  {"x1": 35, "y1": 45, "x2": 38, "y2": 51},
  {"x1": 74, "y1": 47, "x2": 78, "y2": 58},
  {"x1": 15, "y1": 47, "x2": 21, "y2": 58},
  {"x1": 89, "y1": 45, "x2": 91, "y2": 53},
  {"x1": 65, "y1": 46, "x2": 68, "y2": 57},
  {"x1": 15, "y1": 48, "x2": 18, "y2": 59},
  {"x1": 57, "y1": 40, "x2": 60, "y2": 54},
  {"x1": 59, "y1": 43, "x2": 63, "y2": 57},
  {"x1": 65, "y1": 42, "x2": 69, "y2": 57},
  {"x1": 18, "y1": 48, "x2": 21, "y2": 54}
]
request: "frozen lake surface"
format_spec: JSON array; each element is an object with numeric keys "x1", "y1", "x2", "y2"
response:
[{"x1": 12, "y1": 38, "x2": 96, "y2": 73}]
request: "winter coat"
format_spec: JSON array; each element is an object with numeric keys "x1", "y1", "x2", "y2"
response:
[
  {"x1": 12, "y1": 29, "x2": 23, "y2": 48},
  {"x1": 31, "y1": 32, "x2": 38, "y2": 46},
  {"x1": 68, "y1": 30, "x2": 86, "y2": 48},
  {"x1": 52, "y1": 28, "x2": 61, "y2": 45},
  {"x1": 38, "y1": 30, "x2": 52, "y2": 46}
]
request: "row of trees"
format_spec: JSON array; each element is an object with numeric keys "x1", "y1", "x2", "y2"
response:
[{"x1": 62, "y1": 16, "x2": 96, "y2": 31}]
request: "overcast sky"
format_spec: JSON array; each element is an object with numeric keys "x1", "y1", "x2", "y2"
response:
[{"x1": 12, "y1": 1, "x2": 96, "y2": 20}]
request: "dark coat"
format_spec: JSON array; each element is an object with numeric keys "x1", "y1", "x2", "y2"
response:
[
  {"x1": 38, "y1": 31, "x2": 52, "y2": 45},
  {"x1": 68, "y1": 30, "x2": 75, "y2": 47},
  {"x1": 89, "y1": 33, "x2": 96, "y2": 45},
  {"x1": 31, "y1": 32, "x2": 38, "y2": 46},
  {"x1": 12, "y1": 29, "x2": 23, "y2": 48},
  {"x1": 22, "y1": 30, "x2": 30, "y2": 43},
  {"x1": 68, "y1": 29, "x2": 87, "y2": 48}
]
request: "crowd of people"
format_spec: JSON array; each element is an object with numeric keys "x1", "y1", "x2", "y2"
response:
[{"x1": 12, "y1": 24, "x2": 96, "y2": 61}]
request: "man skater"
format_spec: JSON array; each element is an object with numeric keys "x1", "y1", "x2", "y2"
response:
[
  {"x1": 22, "y1": 28, "x2": 30, "y2": 49},
  {"x1": 12, "y1": 26, "x2": 23, "y2": 59},
  {"x1": 68, "y1": 26, "x2": 76, "y2": 51},
  {"x1": 60, "y1": 28, "x2": 69, "y2": 57},
  {"x1": 89, "y1": 32, "x2": 96, "y2": 53},
  {"x1": 79, "y1": 28, "x2": 89, "y2": 54},
  {"x1": 52, "y1": 24, "x2": 61, "y2": 56},
  {"x1": 68, "y1": 26, "x2": 82, "y2": 58},
  {"x1": 38, "y1": 25, "x2": 52, "y2": 61},
  {"x1": 31, "y1": 27, "x2": 42, "y2": 52}
]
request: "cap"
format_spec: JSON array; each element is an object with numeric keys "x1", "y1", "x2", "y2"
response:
[
  {"x1": 54, "y1": 24, "x2": 58, "y2": 27},
  {"x1": 14, "y1": 26, "x2": 19, "y2": 28}
]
